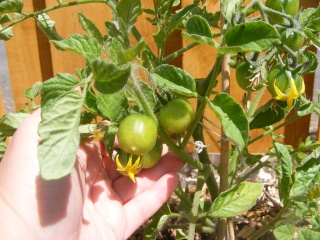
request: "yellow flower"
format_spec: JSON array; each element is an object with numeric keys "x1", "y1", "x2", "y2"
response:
[
  {"x1": 273, "y1": 77, "x2": 305, "y2": 109},
  {"x1": 115, "y1": 153, "x2": 143, "y2": 182}
]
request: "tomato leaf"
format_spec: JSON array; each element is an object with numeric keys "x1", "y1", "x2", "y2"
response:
[
  {"x1": 0, "y1": 25, "x2": 13, "y2": 40},
  {"x1": 218, "y1": 21, "x2": 280, "y2": 54},
  {"x1": 127, "y1": 79, "x2": 157, "y2": 110},
  {"x1": 220, "y1": 0, "x2": 243, "y2": 23},
  {"x1": 273, "y1": 224, "x2": 295, "y2": 240},
  {"x1": 51, "y1": 34, "x2": 101, "y2": 62},
  {"x1": 0, "y1": 112, "x2": 28, "y2": 136},
  {"x1": 116, "y1": 0, "x2": 142, "y2": 30},
  {"x1": 290, "y1": 153, "x2": 320, "y2": 201},
  {"x1": 209, "y1": 93, "x2": 249, "y2": 147},
  {"x1": 41, "y1": 73, "x2": 79, "y2": 111},
  {"x1": 181, "y1": 15, "x2": 217, "y2": 46},
  {"x1": 78, "y1": 12, "x2": 104, "y2": 45},
  {"x1": 250, "y1": 100, "x2": 289, "y2": 129},
  {"x1": 209, "y1": 182, "x2": 263, "y2": 218},
  {"x1": 38, "y1": 91, "x2": 84, "y2": 180},
  {"x1": 24, "y1": 81, "x2": 42, "y2": 101},
  {"x1": 92, "y1": 60, "x2": 131, "y2": 94},
  {"x1": 0, "y1": 0, "x2": 23, "y2": 14},
  {"x1": 154, "y1": 64, "x2": 196, "y2": 97},
  {"x1": 119, "y1": 40, "x2": 146, "y2": 64},
  {"x1": 37, "y1": 13, "x2": 62, "y2": 41},
  {"x1": 298, "y1": 228, "x2": 320, "y2": 240},
  {"x1": 274, "y1": 142, "x2": 293, "y2": 204},
  {"x1": 97, "y1": 90, "x2": 129, "y2": 122}
]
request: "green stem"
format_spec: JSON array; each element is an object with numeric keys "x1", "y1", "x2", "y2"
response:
[
  {"x1": 0, "y1": 0, "x2": 109, "y2": 34},
  {"x1": 174, "y1": 186, "x2": 192, "y2": 209},
  {"x1": 188, "y1": 167, "x2": 211, "y2": 239},
  {"x1": 180, "y1": 55, "x2": 222, "y2": 150},
  {"x1": 248, "y1": 114, "x2": 299, "y2": 145},
  {"x1": 162, "y1": 42, "x2": 199, "y2": 64},
  {"x1": 247, "y1": 86, "x2": 266, "y2": 121},
  {"x1": 235, "y1": 162, "x2": 267, "y2": 184}
]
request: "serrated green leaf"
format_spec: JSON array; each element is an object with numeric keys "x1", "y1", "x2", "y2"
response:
[
  {"x1": 296, "y1": 101, "x2": 314, "y2": 117},
  {"x1": 303, "y1": 28, "x2": 320, "y2": 47},
  {"x1": 181, "y1": 15, "x2": 217, "y2": 46},
  {"x1": 0, "y1": 112, "x2": 28, "y2": 136},
  {"x1": 274, "y1": 224, "x2": 295, "y2": 240},
  {"x1": 51, "y1": 34, "x2": 101, "y2": 62},
  {"x1": 37, "y1": 13, "x2": 62, "y2": 41},
  {"x1": 0, "y1": 14, "x2": 11, "y2": 24},
  {"x1": 298, "y1": 228, "x2": 320, "y2": 240},
  {"x1": 154, "y1": 64, "x2": 196, "y2": 97},
  {"x1": 250, "y1": 100, "x2": 289, "y2": 129},
  {"x1": 291, "y1": 156, "x2": 320, "y2": 201},
  {"x1": 78, "y1": 12, "x2": 104, "y2": 45},
  {"x1": 119, "y1": 40, "x2": 146, "y2": 64},
  {"x1": 97, "y1": 90, "x2": 128, "y2": 122},
  {"x1": 38, "y1": 91, "x2": 84, "y2": 180},
  {"x1": 109, "y1": 38, "x2": 124, "y2": 65},
  {"x1": 298, "y1": 51, "x2": 318, "y2": 75},
  {"x1": 0, "y1": 0, "x2": 23, "y2": 14},
  {"x1": 274, "y1": 142, "x2": 292, "y2": 203},
  {"x1": 218, "y1": 21, "x2": 280, "y2": 54},
  {"x1": 0, "y1": 141, "x2": 7, "y2": 161},
  {"x1": 105, "y1": 21, "x2": 124, "y2": 43},
  {"x1": 24, "y1": 82, "x2": 42, "y2": 101},
  {"x1": 116, "y1": 0, "x2": 142, "y2": 29},
  {"x1": 41, "y1": 73, "x2": 79, "y2": 111},
  {"x1": 209, "y1": 93, "x2": 249, "y2": 147},
  {"x1": 0, "y1": 24, "x2": 13, "y2": 40},
  {"x1": 166, "y1": 3, "x2": 197, "y2": 37},
  {"x1": 209, "y1": 182, "x2": 263, "y2": 218},
  {"x1": 221, "y1": 0, "x2": 243, "y2": 23},
  {"x1": 92, "y1": 60, "x2": 131, "y2": 94}
]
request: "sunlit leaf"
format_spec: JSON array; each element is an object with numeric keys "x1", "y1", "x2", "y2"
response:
[
  {"x1": 78, "y1": 12, "x2": 104, "y2": 45},
  {"x1": 209, "y1": 93, "x2": 249, "y2": 147},
  {"x1": 0, "y1": 112, "x2": 28, "y2": 136},
  {"x1": 38, "y1": 91, "x2": 84, "y2": 180},
  {"x1": 154, "y1": 64, "x2": 196, "y2": 97},
  {"x1": 218, "y1": 21, "x2": 280, "y2": 54},
  {"x1": 0, "y1": 0, "x2": 23, "y2": 14},
  {"x1": 209, "y1": 182, "x2": 263, "y2": 218},
  {"x1": 92, "y1": 60, "x2": 131, "y2": 94},
  {"x1": 116, "y1": 0, "x2": 142, "y2": 29},
  {"x1": 274, "y1": 224, "x2": 295, "y2": 240}
]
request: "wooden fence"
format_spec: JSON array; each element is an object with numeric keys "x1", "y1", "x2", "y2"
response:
[{"x1": 1, "y1": 0, "x2": 319, "y2": 153}]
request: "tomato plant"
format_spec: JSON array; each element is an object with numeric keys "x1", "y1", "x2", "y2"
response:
[
  {"x1": 235, "y1": 61, "x2": 264, "y2": 92},
  {"x1": 159, "y1": 98, "x2": 194, "y2": 134},
  {"x1": 117, "y1": 114, "x2": 157, "y2": 155},
  {"x1": 265, "y1": 0, "x2": 299, "y2": 23},
  {"x1": 0, "y1": 0, "x2": 320, "y2": 239}
]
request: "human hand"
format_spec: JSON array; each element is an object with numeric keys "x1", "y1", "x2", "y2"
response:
[{"x1": 0, "y1": 109, "x2": 185, "y2": 240}]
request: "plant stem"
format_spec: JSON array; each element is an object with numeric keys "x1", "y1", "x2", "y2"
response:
[
  {"x1": 188, "y1": 167, "x2": 211, "y2": 239},
  {"x1": 248, "y1": 114, "x2": 299, "y2": 145},
  {"x1": 247, "y1": 86, "x2": 266, "y2": 120},
  {"x1": 162, "y1": 42, "x2": 199, "y2": 64},
  {"x1": 300, "y1": 96, "x2": 320, "y2": 115},
  {"x1": 0, "y1": 0, "x2": 109, "y2": 34}
]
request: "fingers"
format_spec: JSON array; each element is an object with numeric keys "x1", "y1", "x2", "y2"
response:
[
  {"x1": 123, "y1": 172, "x2": 180, "y2": 239},
  {"x1": 112, "y1": 151, "x2": 185, "y2": 203}
]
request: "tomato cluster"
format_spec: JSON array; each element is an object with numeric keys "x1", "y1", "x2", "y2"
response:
[
  {"x1": 265, "y1": 0, "x2": 299, "y2": 23},
  {"x1": 116, "y1": 98, "x2": 194, "y2": 179}
]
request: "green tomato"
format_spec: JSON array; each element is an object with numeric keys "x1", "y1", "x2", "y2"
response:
[
  {"x1": 159, "y1": 98, "x2": 195, "y2": 134},
  {"x1": 118, "y1": 114, "x2": 157, "y2": 155},
  {"x1": 141, "y1": 138, "x2": 163, "y2": 169},
  {"x1": 265, "y1": 0, "x2": 299, "y2": 23},
  {"x1": 235, "y1": 62, "x2": 264, "y2": 92},
  {"x1": 267, "y1": 65, "x2": 305, "y2": 108},
  {"x1": 279, "y1": 30, "x2": 305, "y2": 52}
]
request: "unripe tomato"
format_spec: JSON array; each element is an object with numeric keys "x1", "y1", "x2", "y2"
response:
[
  {"x1": 159, "y1": 98, "x2": 194, "y2": 134},
  {"x1": 118, "y1": 114, "x2": 157, "y2": 155},
  {"x1": 235, "y1": 62, "x2": 264, "y2": 92},
  {"x1": 141, "y1": 138, "x2": 163, "y2": 169},
  {"x1": 279, "y1": 30, "x2": 305, "y2": 52},
  {"x1": 267, "y1": 65, "x2": 305, "y2": 108},
  {"x1": 265, "y1": 0, "x2": 299, "y2": 23}
]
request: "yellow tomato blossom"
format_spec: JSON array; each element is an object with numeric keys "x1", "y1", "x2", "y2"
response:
[
  {"x1": 115, "y1": 153, "x2": 143, "y2": 182},
  {"x1": 273, "y1": 76, "x2": 305, "y2": 109}
]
